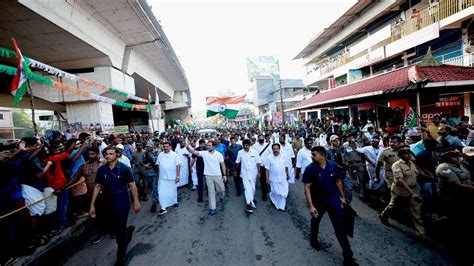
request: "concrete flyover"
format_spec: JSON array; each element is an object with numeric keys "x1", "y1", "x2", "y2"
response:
[{"x1": 0, "y1": 0, "x2": 191, "y2": 130}]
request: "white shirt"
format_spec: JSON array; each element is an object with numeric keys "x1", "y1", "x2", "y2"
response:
[
  {"x1": 272, "y1": 132, "x2": 280, "y2": 143},
  {"x1": 198, "y1": 150, "x2": 224, "y2": 176},
  {"x1": 356, "y1": 146, "x2": 380, "y2": 167},
  {"x1": 265, "y1": 154, "x2": 290, "y2": 183},
  {"x1": 252, "y1": 142, "x2": 268, "y2": 154},
  {"x1": 364, "y1": 132, "x2": 374, "y2": 141},
  {"x1": 296, "y1": 147, "x2": 312, "y2": 174},
  {"x1": 252, "y1": 142, "x2": 272, "y2": 164},
  {"x1": 175, "y1": 146, "x2": 191, "y2": 166},
  {"x1": 319, "y1": 133, "x2": 327, "y2": 147},
  {"x1": 98, "y1": 142, "x2": 107, "y2": 159},
  {"x1": 156, "y1": 151, "x2": 180, "y2": 180},
  {"x1": 236, "y1": 149, "x2": 261, "y2": 180},
  {"x1": 279, "y1": 143, "x2": 295, "y2": 162},
  {"x1": 119, "y1": 156, "x2": 131, "y2": 168}
]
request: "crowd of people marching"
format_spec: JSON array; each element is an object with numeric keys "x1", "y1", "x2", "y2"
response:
[{"x1": 0, "y1": 112, "x2": 473, "y2": 265}]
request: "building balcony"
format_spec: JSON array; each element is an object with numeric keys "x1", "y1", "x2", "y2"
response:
[
  {"x1": 437, "y1": 53, "x2": 474, "y2": 66},
  {"x1": 391, "y1": 0, "x2": 473, "y2": 41},
  {"x1": 305, "y1": 0, "x2": 473, "y2": 86}
]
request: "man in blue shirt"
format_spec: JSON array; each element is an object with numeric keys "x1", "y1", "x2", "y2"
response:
[
  {"x1": 226, "y1": 137, "x2": 243, "y2": 196},
  {"x1": 214, "y1": 138, "x2": 226, "y2": 157},
  {"x1": 89, "y1": 146, "x2": 141, "y2": 265},
  {"x1": 303, "y1": 146, "x2": 357, "y2": 266}
]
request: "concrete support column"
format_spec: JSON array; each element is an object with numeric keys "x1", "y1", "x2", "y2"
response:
[
  {"x1": 66, "y1": 102, "x2": 114, "y2": 129},
  {"x1": 173, "y1": 91, "x2": 189, "y2": 103},
  {"x1": 164, "y1": 108, "x2": 189, "y2": 128},
  {"x1": 464, "y1": 92, "x2": 471, "y2": 122}
]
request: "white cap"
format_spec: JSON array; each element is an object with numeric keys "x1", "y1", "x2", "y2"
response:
[
  {"x1": 116, "y1": 144, "x2": 124, "y2": 150},
  {"x1": 462, "y1": 146, "x2": 474, "y2": 156}
]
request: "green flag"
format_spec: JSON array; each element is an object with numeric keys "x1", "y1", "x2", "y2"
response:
[{"x1": 404, "y1": 106, "x2": 417, "y2": 129}]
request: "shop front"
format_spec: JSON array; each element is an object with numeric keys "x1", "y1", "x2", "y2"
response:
[{"x1": 289, "y1": 64, "x2": 474, "y2": 129}]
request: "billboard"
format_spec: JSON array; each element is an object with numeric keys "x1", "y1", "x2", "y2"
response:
[{"x1": 247, "y1": 56, "x2": 280, "y2": 81}]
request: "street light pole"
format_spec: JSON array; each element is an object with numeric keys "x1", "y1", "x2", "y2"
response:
[{"x1": 279, "y1": 79, "x2": 285, "y2": 126}]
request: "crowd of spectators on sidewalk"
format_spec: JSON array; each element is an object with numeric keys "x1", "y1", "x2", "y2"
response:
[{"x1": 0, "y1": 109, "x2": 473, "y2": 264}]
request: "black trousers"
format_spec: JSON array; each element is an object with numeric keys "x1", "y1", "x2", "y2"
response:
[
  {"x1": 0, "y1": 199, "x2": 32, "y2": 259},
  {"x1": 103, "y1": 196, "x2": 130, "y2": 258},
  {"x1": 197, "y1": 169, "x2": 204, "y2": 198},
  {"x1": 229, "y1": 162, "x2": 242, "y2": 194},
  {"x1": 311, "y1": 199, "x2": 353, "y2": 259},
  {"x1": 259, "y1": 166, "x2": 268, "y2": 198}
]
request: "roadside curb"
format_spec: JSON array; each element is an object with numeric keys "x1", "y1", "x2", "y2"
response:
[{"x1": 14, "y1": 217, "x2": 94, "y2": 266}]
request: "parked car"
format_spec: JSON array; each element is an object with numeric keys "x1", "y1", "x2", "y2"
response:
[{"x1": 197, "y1": 129, "x2": 219, "y2": 136}]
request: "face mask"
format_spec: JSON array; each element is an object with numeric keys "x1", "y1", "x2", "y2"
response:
[{"x1": 258, "y1": 139, "x2": 264, "y2": 144}]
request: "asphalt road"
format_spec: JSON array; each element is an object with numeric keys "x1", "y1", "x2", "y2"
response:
[{"x1": 64, "y1": 179, "x2": 456, "y2": 266}]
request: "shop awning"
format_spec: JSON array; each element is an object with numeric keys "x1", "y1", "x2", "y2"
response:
[{"x1": 288, "y1": 65, "x2": 474, "y2": 111}]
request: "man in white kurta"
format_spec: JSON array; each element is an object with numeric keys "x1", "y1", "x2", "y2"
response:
[
  {"x1": 296, "y1": 138, "x2": 314, "y2": 181},
  {"x1": 278, "y1": 136, "x2": 296, "y2": 184},
  {"x1": 266, "y1": 143, "x2": 290, "y2": 211},
  {"x1": 236, "y1": 139, "x2": 261, "y2": 213},
  {"x1": 252, "y1": 135, "x2": 272, "y2": 201},
  {"x1": 175, "y1": 139, "x2": 191, "y2": 187},
  {"x1": 156, "y1": 142, "x2": 181, "y2": 216}
]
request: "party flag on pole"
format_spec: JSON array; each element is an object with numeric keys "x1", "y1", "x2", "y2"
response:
[
  {"x1": 10, "y1": 38, "x2": 30, "y2": 106},
  {"x1": 404, "y1": 106, "x2": 417, "y2": 129}
]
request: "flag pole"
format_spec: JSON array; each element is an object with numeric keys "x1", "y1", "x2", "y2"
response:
[
  {"x1": 149, "y1": 109, "x2": 155, "y2": 132},
  {"x1": 27, "y1": 80, "x2": 38, "y2": 136}
]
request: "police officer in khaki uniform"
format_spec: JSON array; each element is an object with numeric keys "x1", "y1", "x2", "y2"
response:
[
  {"x1": 379, "y1": 148, "x2": 426, "y2": 238},
  {"x1": 435, "y1": 151, "x2": 473, "y2": 264},
  {"x1": 436, "y1": 151, "x2": 472, "y2": 196},
  {"x1": 343, "y1": 136, "x2": 367, "y2": 199},
  {"x1": 376, "y1": 136, "x2": 403, "y2": 187}
]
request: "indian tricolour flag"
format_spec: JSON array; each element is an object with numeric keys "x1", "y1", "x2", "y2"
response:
[
  {"x1": 11, "y1": 38, "x2": 30, "y2": 106},
  {"x1": 206, "y1": 95, "x2": 246, "y2": 119}
]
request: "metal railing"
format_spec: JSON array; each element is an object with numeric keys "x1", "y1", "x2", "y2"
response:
[
  {"x1": 391, "y1": 0, "x2": 473, "y2": 41},
  {"x1": 441, "y1": 53, "x2": 474, "y2": 66},
  {"x1": 307, "y1": 0, "x2": 473, "y2": 81}
]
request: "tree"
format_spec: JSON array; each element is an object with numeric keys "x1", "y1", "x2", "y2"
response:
[{"x1": 12, "y1": 109, "x2": 34, "y2": 139}]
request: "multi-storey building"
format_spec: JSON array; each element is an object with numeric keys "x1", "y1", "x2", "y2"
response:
[
  {"x1": 291, "y1": 0, "x2": 474, "y2": 126},
  {"x1": 252, "y1": 77, "x2": 309, "y2": 127}
]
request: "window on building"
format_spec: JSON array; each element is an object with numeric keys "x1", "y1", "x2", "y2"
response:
[
  {"x1": 0, "y1": 114, "x2": 4, "y2": 120},
  {"x1": 39, "y1": 115, "x2": 53, "y2": 121}
]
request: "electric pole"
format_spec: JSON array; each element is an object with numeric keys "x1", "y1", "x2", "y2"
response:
[{"x1": 279, "y1": 79, "x2": 285, "y2": 126}]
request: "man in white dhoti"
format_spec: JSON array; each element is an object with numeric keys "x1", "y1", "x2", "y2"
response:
[
  {"x1": 235, "y1": 139, "x2": 262, "y2": 213},
  {"x1": 187, "y1": 141, "x2": 227, "y2": 216},
  {"x1": 156, "y1": 142, "x2": 181, "y2": 216},
  {"x1": 296, "y1": 137, "x2": 314, "y2": 181},
  {"x1": 175, "y1": 139, "x2": 191, "y2": 188},
  {"x1": 265, "y1": 143, "x2": 290, "y2": 211},
  {"x1": 278, "y1": 135, "x2": 296, "y2": 184}
]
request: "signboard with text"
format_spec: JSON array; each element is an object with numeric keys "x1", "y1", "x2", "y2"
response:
[
  {"x1": 247, "y1": 56, "x2": 280, "y2": 81},
  {"x1": 114, "y1": 125, "x2": 129, "y2": 134}
]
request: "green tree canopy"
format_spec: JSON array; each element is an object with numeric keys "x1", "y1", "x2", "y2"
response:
[{"x1": 12, "y1": 109, "x2": 34, "y2": 139}]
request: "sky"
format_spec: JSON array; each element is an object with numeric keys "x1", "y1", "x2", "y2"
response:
[{"x1": 149, "y1": 0, "x2": 357, "y2": 114}]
